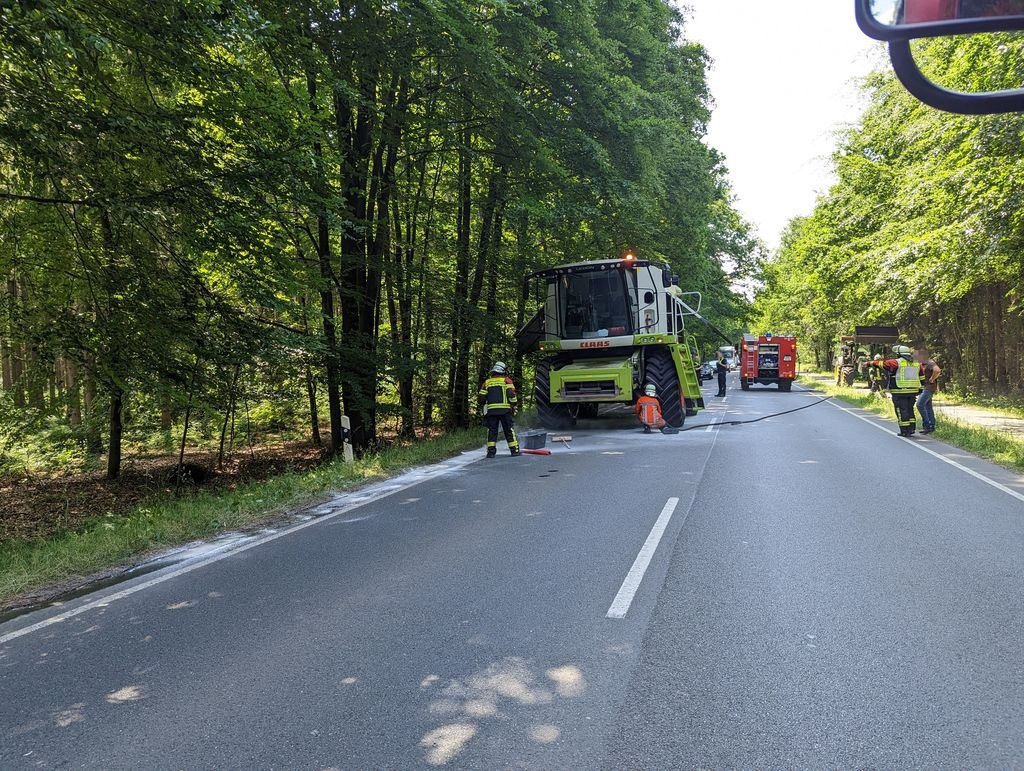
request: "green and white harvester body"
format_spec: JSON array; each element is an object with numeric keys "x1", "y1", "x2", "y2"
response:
[{"x1": 517, "y1": 257, "x2": 707, "y2": 429}]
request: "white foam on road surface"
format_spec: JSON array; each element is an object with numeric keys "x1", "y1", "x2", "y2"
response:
[{"x1": 0, "y1": 449, "x2": 484, "y2": 646}]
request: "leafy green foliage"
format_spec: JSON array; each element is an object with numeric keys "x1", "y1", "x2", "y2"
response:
[
  {"x1": 755, "y1": 33, "x2": 1024, "y2": 388},
  {"x1": 0, "y1": 0, "x2": 753, "y2": 477}
]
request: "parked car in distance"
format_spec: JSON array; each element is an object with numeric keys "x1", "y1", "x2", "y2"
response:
[{"x1": 699, "y1": 360, "x2": 717, "y2": 381}]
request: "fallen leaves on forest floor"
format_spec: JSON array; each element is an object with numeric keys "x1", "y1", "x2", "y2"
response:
[{"x1": 0, "y1": 442, "x2": 328, "y2": 543}]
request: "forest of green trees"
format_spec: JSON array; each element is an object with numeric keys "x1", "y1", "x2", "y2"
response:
[
  {"x1": 0, "y1": 1, "x2": 755, "y2": 480},
  {"x1": 755, "y1": 34, "x2": 1024, "y2": 396}
]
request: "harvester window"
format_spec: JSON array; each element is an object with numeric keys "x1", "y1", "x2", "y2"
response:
[{"x1": 558, "y1": 270, "x2": 634, "y2": 339}]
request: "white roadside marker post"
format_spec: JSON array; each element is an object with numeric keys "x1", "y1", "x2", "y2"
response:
[{"x1": 341, "y1": 415, "x2": 355, "y2": 462}]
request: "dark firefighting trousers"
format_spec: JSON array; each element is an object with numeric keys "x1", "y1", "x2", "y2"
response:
[
  {"x1": 485, "y1": 413, "x2": 519, "y2": 452},
  {"x1": 892, "y1": 393, "x2": 917, "y2": 435},
  {"x1": 717, "y1": 371, "x2": 727, "y2": 396}
]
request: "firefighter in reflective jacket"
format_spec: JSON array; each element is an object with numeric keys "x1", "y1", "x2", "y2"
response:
[
  {"x1": 864, "y1": 345, "x2": 922, "y2": 436},
  {"x1": 635, "y1": 383, "x2": 666, "y2": 433},
  {"x1": 479, "y1": 362, "x2": 521, "y2": 458}
]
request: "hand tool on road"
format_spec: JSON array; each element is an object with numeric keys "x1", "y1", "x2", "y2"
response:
[{"x1": 551, "y1": 434, "x2": 573, "y2": 449}]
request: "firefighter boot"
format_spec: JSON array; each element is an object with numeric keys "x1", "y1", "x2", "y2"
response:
[
  {"x1": 510, "y1": 448, "x2": 521, "y2": 457},
  {"x1": 486, "y1": 447, "x2": 497, "y2": 459}
]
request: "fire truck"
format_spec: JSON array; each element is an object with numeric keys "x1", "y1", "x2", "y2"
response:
[{"x1": 739, "y1": 333, "x2": 797, "y2": 391}]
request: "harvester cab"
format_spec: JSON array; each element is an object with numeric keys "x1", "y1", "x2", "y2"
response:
[{"x1": 516, "y1": 257, "x2": 710, "y2": 430}]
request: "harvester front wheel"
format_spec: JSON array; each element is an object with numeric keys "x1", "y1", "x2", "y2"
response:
[
  {"x1": 534, "y1": 361, "x2": 574, "y2": 430},
  {"x1": 645, "y1": 349, "x2": 685, "y2": 428}
]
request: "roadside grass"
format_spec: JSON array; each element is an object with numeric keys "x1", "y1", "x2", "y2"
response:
[
  {"x1": 0, "y1": 430, "x2": 483, "y2": 608},
  {"x1": 798, "y1": 377, "x2": 1024, "y2": 473},
  {"x1": 798, "y1": 367, "x2": 1024, "y2": 419}
]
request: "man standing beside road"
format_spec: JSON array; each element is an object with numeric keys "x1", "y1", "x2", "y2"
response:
[
  {"x1": 715, "y1": 352, "x2": 728, "y2": 398},
  {"x1": 864, "y1": 345, "x2": 922, "y2": 436},
  {"x1": 916, "y1": 348, "x2": 942, "y2": 434},
  {"x1": 478, "y1": 362, "x2": 521, "y2": 458}
]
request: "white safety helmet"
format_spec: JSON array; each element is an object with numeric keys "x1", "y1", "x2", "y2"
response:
[
  {"x1": 892, "y1": 345, "x2": 913, "y2": 359},
  {"x1": 492, "y1": 361, "x2": 507, "y2": 374},
  {"x1": 644, "y1": 383, "x2": 657, "y2": 397},
  {"x1": 873, "y1": 354, "x2": 883, "y2": 361}
]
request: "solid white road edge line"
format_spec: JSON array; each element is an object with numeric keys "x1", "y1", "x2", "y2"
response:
[
  {"x1": 606, "y1": 497, "x2": 681, "y2": 620},
  {"x1": 0, "y1": 450, "x2": 484, "y2": 646},
  {"x1": 815, "y1": 391, "x2": 1024, "y2": 505}
]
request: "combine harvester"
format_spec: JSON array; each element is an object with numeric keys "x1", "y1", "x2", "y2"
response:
[{"x1": 516, "y1": 255, "x2": 727, "y2": 430}]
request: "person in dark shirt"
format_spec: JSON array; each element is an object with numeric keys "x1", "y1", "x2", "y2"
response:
[
  {"x1": 715, "y1": 353, "x2": 728, "y2": 398},
  {"x1": 915, "y1": 348, "x2": 942, "y2": 434}
]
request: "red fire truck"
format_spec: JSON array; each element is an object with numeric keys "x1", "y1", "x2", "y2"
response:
[{"x1": 739, "y1": 333, "x2": 797, "y2": 392}]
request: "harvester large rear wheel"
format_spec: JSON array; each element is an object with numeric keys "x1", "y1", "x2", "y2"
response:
[
  {"x1": 534, "y1": 361, "x2": 574, "y2": 430},
  {"x1": 645, "y1": 349, "x2": 685, "y2": 428}
]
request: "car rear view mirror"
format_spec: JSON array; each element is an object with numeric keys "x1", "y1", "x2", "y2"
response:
[
  {"x1": 858, "y1": 0, "x2": 1024, "y2": 37},
  {"x1": 856, "y1": 0, "x2": 1024, "y2": 114}
]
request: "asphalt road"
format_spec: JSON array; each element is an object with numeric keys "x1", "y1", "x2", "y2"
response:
[{"x1": 3, "y1": 374, "x2": 1024, "y2": 769}]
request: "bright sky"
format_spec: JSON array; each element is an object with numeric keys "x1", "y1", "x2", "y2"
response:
[{"x1": 682, "y1": 1, "x2": 883, "y2": 251}]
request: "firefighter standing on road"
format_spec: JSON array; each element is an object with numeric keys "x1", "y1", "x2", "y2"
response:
[
  {"x1": 478, "y1": 362, "x2": 521, "y2": 458},
  {"x1": 864, "y1": 345, "x2": 922, "y2": 436},
  {"x1": 635, "y1": 383, "x2": 667, "y2": 433}
]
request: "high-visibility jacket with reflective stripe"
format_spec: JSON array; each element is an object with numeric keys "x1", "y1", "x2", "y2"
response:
[
  {"x1": 635, "y1": 396, "x2": 665, "y2": 427},
  {"x1": 870, "y1": 358, "x2": 921, "y2": 394},
  {"x1": 479, "y1": 376, "x2": 518, "y2": 415},
  {"x1": 892, "y1": 358, "x2": 921, "y2": 394}
]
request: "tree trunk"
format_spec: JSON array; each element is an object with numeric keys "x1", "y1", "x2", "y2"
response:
[
  {"x1": 307, "y1": 65, "x2": 344, "y2": 454},
  {"x1": 305, "y1": 366, "x2": 322, "y2": 447},
  {"x1": 479, "y1": 198, "x2": 506, "y2": 383},
  {"x1": 107, "y1": 389, "x2": 123, "y2": 481},
  {"x1": 451, "y1": 166, "x2": 505, "y2": 427},
  {"x1": 336, "y1": 67, "x2": 375, "y2": 453},
  {"x1": 0, "y1": 335, "x2": 11, "y2": 394},
  {"x1": 987, "y1": 284, "x2": 998, "y2": 387},
  {"x1": 84, "y1": 356, "x2": 102, "y2": 452},
  {"x1": 217, "y1": 365, "x2": 241, "y2": 469},
  {"x1": 66, "y1": 359, "x2": 82, "y2": 426},
  {"x1": 448, "y1": 129, "x2": 473, "y2": 428},
  {"x1": 974, "y1": 289, "x2": 986, "y2": 388}
]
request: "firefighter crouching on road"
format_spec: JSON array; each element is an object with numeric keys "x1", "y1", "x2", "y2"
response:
[
  {"x1": 635, "y1": 383, "x2": 667, "y2": 433},
  {"x1": 478, "y1": 362, "x2": 521, "y2": 458},
  {"x1": 864, "y1": 345, "x2": 922, "y2": 436}
]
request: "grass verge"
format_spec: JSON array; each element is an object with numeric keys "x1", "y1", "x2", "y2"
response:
[
  {"x1": 798, "y1": 377, "x2": 1024, "y2": 473},
  {"x1": 0, "y1": 430, "x2": 482, "y2": 609}
]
